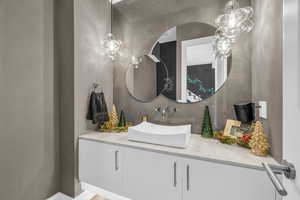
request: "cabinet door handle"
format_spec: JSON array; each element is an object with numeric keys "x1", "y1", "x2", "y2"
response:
[
  {"x1": 173, "y1": 162, "x2": 177, "y2": 187},
  {"x1": 115, "y1": 150, "x2": 119, "y2": 171},
  {"x1": 187, "y1": 165, "x2": 190, "y2": 191}
]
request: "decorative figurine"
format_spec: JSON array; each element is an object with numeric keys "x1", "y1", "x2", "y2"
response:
[
  {"x1": 249, "y1": 121, "x2": 270, "y2": 156},
  {"x1": 118, "y1": 110, "x2": 127, "y2": 127},
  {"x1": 110, "y1": 104, "x2": 119, "y2": 127},
  {"x1": 201, "y1": 106, "x2": 214, "y2": 138}
]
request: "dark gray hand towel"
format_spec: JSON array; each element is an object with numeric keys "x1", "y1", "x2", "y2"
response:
[{"x1": 87, "y1": 91, "x2": 109, "y2": 125}]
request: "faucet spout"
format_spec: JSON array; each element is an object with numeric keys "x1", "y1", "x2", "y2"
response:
[
  {"x1": 162, "y1": 109, "x2": 167, "y2": 120},
  {"x1": 155, "y1": 106, "x2": 169, "y2": 121}
]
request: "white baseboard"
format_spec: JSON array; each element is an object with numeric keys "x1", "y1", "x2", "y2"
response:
[
  {"x1": 81, "y1": 182, "x2": 130, "y2": 200},
  {"x1": 47, "y1": 191, "x2": 95, "y2": 200},
  {"x1": 75, "y1": 190, "x2": 96, "y2": 200},
  {"x1": 47, "y1": 183, "x2": 130, "y2": 200},
  {"x1": 47, "y1": 192, "x2": 73, "y2": 200}
]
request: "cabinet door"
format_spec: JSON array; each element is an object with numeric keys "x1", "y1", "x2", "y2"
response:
[
  {"x1": 123, "y1": 148, "x2": 182, "y2": 200},
  {"x1": 182, "y1": 158, "x2": 275, "y2": 200},
  {"x1": 79, "y1": 139, "x2": 123, "y2": 195}
]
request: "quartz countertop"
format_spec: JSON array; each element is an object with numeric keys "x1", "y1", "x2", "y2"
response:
[{"x1": 79, "y1": 132, "x2": 278, "y2": 170}]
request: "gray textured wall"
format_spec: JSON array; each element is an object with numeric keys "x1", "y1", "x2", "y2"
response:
[
  {"x1": 54, "y1": 0, "x2": 75, "y2": 196},
  {"x1": 251, "y1": 0, "x2": 283, "y2": 160},
  {"x1": 56, "y1": 0, "x2": 115, "y2": 197},
  {"x1": 75, "y1": 0, "x2": 114, "y2": 138},
  {"x1": 74, "y1": 0, "x2": 114, "y2": 195},
  {"x1": 0, "y1": 0, "x2": 60, "y2": 199},
  {"x1": 113, "y1": 0, "x2": 252, "y2": 132}
]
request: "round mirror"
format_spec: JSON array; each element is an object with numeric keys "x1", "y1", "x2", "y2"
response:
[{"x1": 125, "y1": 22, "x2": 232, "y2": 103}]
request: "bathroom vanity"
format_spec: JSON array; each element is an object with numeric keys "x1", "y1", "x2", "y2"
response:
[{"x1": 79, "y1": 132, "x2": 279, "y2": 200}]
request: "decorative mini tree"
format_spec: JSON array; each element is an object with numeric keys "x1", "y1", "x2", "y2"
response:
[
  {"x1": 201, "y1": 106, "x2": 214, "y2": 138},
  {"x1": 118, "y1": 110, "x2": 127, "y2": 127},
  {"x1": 110, "y1": 104, "x2": 119, "y2": 127},
  {"x1": 249, "y1": 121, "x2": 270, "y2": 156}
]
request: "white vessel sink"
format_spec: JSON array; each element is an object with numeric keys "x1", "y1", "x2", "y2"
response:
[{"x1": 128, "y1": 121, "x2": 191, "y2": 148}]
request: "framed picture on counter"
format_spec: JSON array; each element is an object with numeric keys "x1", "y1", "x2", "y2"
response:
[
  {"x1": 229, "y1": 126, "x2": 250, "y2": 138},
  {"x1": 223, "y1": 119, "x2": 242, "y2": 138}
]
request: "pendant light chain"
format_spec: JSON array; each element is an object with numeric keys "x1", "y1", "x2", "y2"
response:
[{"x1": 110, "y1": 0, "x2": 113, "y2": 33}]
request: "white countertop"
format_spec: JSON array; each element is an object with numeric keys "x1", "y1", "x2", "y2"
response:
[{"x1": 79, "y1": 132, "x2": 278, "y2": 170}]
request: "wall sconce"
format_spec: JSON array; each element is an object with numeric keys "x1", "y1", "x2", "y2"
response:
[{"x1": 131, "y1": 56, "x2": 143, "y2": 69}]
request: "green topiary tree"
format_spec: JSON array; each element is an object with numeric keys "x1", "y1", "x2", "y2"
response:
[
  {"x1": 118, "y1": 110, "x2": 127, "y2": 127},
  {"x1": 201, "y1": 106, "x2": 214, "y2": 138}
]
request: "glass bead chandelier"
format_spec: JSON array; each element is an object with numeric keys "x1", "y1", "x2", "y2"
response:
[
  {"x1": 214, "y1": 0, "x2": 254, "y2": 57},
  {"x1": 101, "y1": 0, "x2": 122, "y2": 60},
  {"x1": 214, "y1": 33, "x2": 233, "y2": 58}
]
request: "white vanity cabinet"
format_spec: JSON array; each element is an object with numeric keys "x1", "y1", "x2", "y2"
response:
[
  {"x1": 123, "y1": 148, "x2": 182, "y2": 200},
  {"x1": 182, "y1": 158, "x2": 276, "y2": 200},
  {"x1": 79, "y1": 137, "x2": 277, "y2": 200},
  {"x1": 79, "y1": 139, "x2": 124, "y2": 195}
]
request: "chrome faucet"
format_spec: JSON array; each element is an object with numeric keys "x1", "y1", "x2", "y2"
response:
[
  {"x1": 155, "y1": 107, "x2": 177, "y2": 121},
  {"x1": 155, "y1": 107, "x2": 169, "y2": 120}
]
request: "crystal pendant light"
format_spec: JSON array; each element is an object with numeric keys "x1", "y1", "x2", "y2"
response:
[
  {"x1": 214, "y1": 0, "x2": 254, "y2": 57},
  {"x1": 214, "y1": 31, "x2": 232, "y2": 58},
  {"x1": 215, "y1": 0, "x2": 254, "y2": 42},
  {"x1": 101, "y1": 33, "x2": 122, "y2": 60},
  {"x1": 101, "y1": 0, "x2": 122, "y2": 60}
]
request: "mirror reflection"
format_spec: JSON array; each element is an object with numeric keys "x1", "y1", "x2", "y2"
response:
[
  {"x1": 125, "y1": 57, "x2": 168, "y2": 102},
  {"x1": 125, "y1": 22, "x2": 232, "y2": 103},
  {"x1": 150, "y1": 22, "x2": 232, "y2": 103}
]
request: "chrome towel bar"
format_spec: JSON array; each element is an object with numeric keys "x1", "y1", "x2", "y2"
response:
[{"x1": 262, "y1": 161, "x2": 296, "y2": 196}]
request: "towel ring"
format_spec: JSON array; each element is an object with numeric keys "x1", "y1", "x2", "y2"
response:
[
  {"x1": 92, "y1": 83, "x2": 99, "y2": 91},
  {"x1": 92, "y1": 83, "x2": 103, "y2": 93}
]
